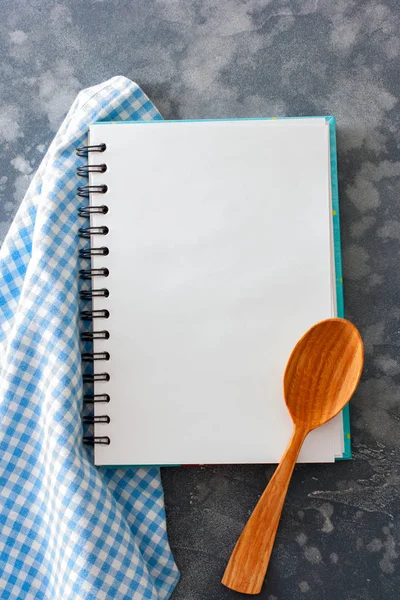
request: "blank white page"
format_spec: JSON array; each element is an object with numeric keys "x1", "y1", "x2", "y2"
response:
[{"x1": 88, "y1": 118, "x2": 340, "y2": 466}]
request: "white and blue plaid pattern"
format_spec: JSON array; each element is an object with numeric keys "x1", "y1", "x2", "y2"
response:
[{"x1": 0, "y1": 77, "x2": 179, "y2": 600}]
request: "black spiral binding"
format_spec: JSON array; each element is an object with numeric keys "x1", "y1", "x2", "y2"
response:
[{"x1": 77, "y1": 143, "x2": 111, "y2": 447}]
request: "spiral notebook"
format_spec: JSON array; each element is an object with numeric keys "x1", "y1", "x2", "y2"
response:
[{"x1": 79, "y1": 116, "x2": 349, "y2": 467}]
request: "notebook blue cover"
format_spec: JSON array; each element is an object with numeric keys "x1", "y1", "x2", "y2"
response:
[{"x1": 327, "y1": 116, "x2": 351, "y2": 460}]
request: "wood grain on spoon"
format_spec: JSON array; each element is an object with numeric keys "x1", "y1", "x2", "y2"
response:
[{"x1": 222, "y1": 318, "x2": 364, "y2": 595}]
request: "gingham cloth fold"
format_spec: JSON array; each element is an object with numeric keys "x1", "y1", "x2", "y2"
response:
[{"x1": 0, "y1": 77, "x2": 179, "y2": 600}]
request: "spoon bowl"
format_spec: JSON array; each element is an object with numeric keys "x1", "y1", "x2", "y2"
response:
[
  {"x1": 222, "y1": 318, "x2": 364, "y2": 595},
  {"x1": 284, "y1": 318, "x2": 364, "y2": 431}
]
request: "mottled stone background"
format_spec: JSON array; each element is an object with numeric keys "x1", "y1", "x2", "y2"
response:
[{"x1": 1, "y1": 1, "x2": 399, "y2": 599}]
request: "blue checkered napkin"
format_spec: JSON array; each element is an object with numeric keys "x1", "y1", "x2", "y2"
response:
[{"x1": 0, "y1": 77, "x2": 179, "y2": 600}]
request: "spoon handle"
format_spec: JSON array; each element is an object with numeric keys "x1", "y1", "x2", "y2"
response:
[{"x1": 222, "y1": 425, "x2": 308, "y2": 595}]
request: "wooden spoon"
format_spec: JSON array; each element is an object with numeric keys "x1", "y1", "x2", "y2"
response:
[{"x1": 222, "y1": 318, "x2": 363, "y2": 595}]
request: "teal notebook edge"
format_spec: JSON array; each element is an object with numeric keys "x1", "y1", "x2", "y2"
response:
[
  {"x1": 326, "y1": 117, "x2": 351, "y2": 460},
  {"x1": 96, "y1": 115, "x2": 350, "y2": 467}
]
